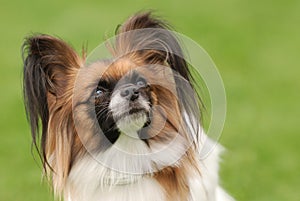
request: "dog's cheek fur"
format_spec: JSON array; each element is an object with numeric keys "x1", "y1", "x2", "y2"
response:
[{"x1": 23, "y1": 35, "x2": 84, "y2": 194}]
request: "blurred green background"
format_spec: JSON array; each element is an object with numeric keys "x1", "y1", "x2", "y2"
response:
[{"x1": 1, "y1": 0, "x2": 299, "y2": 200}]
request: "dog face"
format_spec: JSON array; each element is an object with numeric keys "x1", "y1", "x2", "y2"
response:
[
  {"x1": 94, "y1": 59, "x2": 154, "y2": 143},
  {"x1": 75, "y1": 57, "x2": 181, "y2": 147}
]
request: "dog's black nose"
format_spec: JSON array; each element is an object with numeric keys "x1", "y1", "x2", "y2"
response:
[{"x1": 120, "y1": 86, "x2": 139, "y2": 101}]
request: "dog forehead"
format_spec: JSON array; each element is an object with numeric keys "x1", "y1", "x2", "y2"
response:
[{"x1": 103, "y1": 58, "x2": 139, "y2": 79}]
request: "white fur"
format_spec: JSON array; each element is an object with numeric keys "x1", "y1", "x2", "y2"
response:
[
  {"x1": 66, "y1": 131, "x2": 165, "y2": 201},
  {"x1": 65, "y1": 134, "x2": 234, "y2": 201},
  {"x1": 188, "y1": 135, "x2": 234, "y2": 201},
  {"x1": 66, "y1": 155, "x2": 165, "y2": 201},
  {"x1": 116, "y1": 112, "x2": 148, "y2": 135}
]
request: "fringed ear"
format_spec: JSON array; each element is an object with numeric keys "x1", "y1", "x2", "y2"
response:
[
  {"x1": 113, "y1": 12, "x2": 192, "y2": 82},
  {"x1": 23, "y1": 35, "x2": 81, "y2": 96},
  {"x1": 22, "y1": 35, "x2": 82, "y2": 193}
]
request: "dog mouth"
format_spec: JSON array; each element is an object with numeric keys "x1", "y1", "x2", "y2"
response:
[
  {"x1": 107, "y1": 73, "x2": 153, "y2": 133},
  {"x1": 129, "y1": 107, "x2": 147, "y2": 115},
  {"x1": 128, "y1": 101, "x2": 149, "y2": 114},
  {"x1": 116, "y1": 104, "x2": 150, "y2": 122},
  {"x1": 113, "y1": 103, "x2": 151, "y2": 133}
]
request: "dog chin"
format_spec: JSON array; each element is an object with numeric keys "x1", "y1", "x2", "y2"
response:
[{"x1": 115, "y1": 110, "x2": 149, "y2": 135}]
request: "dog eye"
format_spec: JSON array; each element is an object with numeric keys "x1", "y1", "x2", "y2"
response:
[
  {"x1": 136, "y1": 78, "x2": 146, "y2": 87},
  {"x1": 95, "y1": 88, "x2": 104, "y2": 98}
]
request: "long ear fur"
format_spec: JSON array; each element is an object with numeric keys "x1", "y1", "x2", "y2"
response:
[
  {"x1": 113, "y1": 12, "x2": 192, "y2": 83},
  {"x1": 22, "y1": 35, "x2": 82, "y2": 193}
]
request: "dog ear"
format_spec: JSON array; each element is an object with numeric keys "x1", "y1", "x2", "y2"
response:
[
  {"x1": 22, "y1": 34, "x2": 81, "y2": 170},
  {"x1": 112, "y1": 12, "x2": 191, "y2": 82},
  {"x1": 23, "y1": 35, "x2": 81, "y2": 96}
]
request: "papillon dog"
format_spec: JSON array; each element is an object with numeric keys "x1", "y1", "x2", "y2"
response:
[{"x1": 23, "y1": 12, "x2": 234, "y2": 201}]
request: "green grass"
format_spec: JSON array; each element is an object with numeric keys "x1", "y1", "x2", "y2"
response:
[{"x1": 1, "y1": 0, "x2": 299, "y2": 200}]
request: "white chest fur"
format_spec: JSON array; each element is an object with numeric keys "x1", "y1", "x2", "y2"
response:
[
  {"x1": 65, "y1": 155, "x2": 166, "y2": 201},
  {"x1": 65, "y1": 134, "x2": 234, "y2": 201},
  {"x1": 65, "y1": 132, "x2": 165, "y2": 201}
]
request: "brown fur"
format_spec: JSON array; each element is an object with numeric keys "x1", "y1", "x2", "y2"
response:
[{"x1": 22, "y1": 35, "x2": 83, "y2": 191}]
